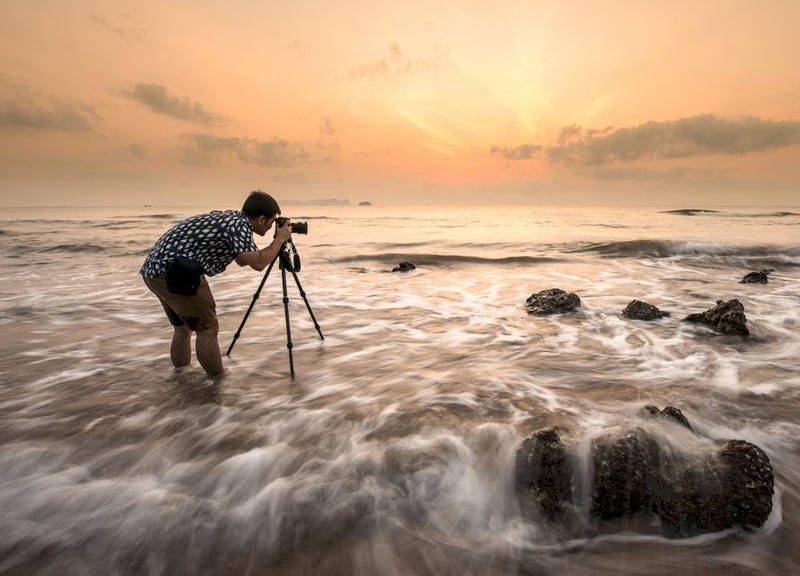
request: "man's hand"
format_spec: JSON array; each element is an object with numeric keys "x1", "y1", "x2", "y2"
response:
[{"x1": 274, "y1": 219, "x2": 292, "y2": 244}]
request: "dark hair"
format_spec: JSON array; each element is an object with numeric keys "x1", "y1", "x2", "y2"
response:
[{"x1": 242, "y1": 191, "x2": 280, "y2": 218}]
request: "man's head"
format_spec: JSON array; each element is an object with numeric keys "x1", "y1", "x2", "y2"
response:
[{"x1": 242, "y1": 191, "x2": 280, "y2": 236}]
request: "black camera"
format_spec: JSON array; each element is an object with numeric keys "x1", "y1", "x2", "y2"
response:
[{"x1": 275, "y1": 216, "x2": 308, "y2": 235}]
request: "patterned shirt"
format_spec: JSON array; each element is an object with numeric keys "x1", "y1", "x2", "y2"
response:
[{"x1": 140, "y1": 210, "x2": 257, "y2": 278}]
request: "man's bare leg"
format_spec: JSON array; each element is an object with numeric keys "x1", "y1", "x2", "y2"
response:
[
  {"x1": 196, "y1": 326, "x2": 224, "y2": 376},
  {"x1": 171, "y1": 325, "x2": 192, "y2": 369}
]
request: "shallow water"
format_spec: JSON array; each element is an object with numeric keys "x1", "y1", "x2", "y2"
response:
[{"x1": 1, "y1": 204, "x2": 799, "y2": 575}]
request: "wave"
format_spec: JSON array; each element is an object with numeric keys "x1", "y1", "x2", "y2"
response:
[
  {"x1": 663, "y1": 209, "x2": 799, "y2": 217},
  {"x1": 41, "y1": 243, "x2": 107, "y2": 254},
  {"x1": 330, "y1": 252, "x2": 561, "y2": 266},
  {"x1": 92, "y1": 220, "x2": 143, "y2": 229},
  {"x1": 569, "y1": 240, "x2": 800, "y2": 259}
]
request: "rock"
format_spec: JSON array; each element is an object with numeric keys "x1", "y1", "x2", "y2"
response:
[
  {"x1": 641, "y1": 405, "x2": 661, "y2": 417},
  {"x1": 590, "y1": 429, "x2": 662, "y2": 520},
  {"x1": 525, "y1": 288, "x2": 581, "y2": 315},
  {"x1": 719, "y1": 440, "x2": 774, "y2": 528},
  {"x1": 684, "y1": 299, "x2": 749, "y2": 337},
  {"x1": 657, "y1": 458, "x2": 732, "y2": 537},
  {"x1": 358, "y1": 201, "x2": 372, "y2": 206},
  {"x1": 740, "y1": 268, "x2": 773, "y2": 284},
  {"x1": 662, "y1": 407, "x2": 693, "y2": 431},
  {"x1": 514, "y1": 429, "x2": 574, "y2": 519},
  {"x1": 391, "y1": 261, "x2": 416, "y2": 272},
  {"x1": 659, "y1": 440, "x2": 774, "y2": 537},
  {"x1": 640, "y1": 405, "x2": 693, "y2": 431},
  {"x1": 515, "y1": 423, "x2": 774, "y2": 538},
  {"x1": 623, "y1": 300, "x2": 670, "y2": 320}
]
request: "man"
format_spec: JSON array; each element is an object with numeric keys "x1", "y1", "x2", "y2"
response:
[{"x1": 141, "y1": 191, "x2": 292, "y2": 376}]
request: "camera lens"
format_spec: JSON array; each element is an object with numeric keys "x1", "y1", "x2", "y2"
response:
[{"x1": 291, "y1": 221, "x2": 308, "y2": 235}]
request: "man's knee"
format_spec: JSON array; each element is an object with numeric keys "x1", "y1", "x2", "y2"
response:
[
  {"x1": 196, "y1": 326, "x2": 218, "y2": 338},
  {"x1": 174, "y1": 325, "x2": 191, "y2": 337}
]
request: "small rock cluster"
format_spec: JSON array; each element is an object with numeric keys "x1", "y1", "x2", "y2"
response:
[{"x1": 524, "y1": 288, "x2": 751, "y2": 337}]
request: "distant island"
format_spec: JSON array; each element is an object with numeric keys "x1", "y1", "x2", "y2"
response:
[
  {"x1": 282, "y1": 198, "x2": 351, "y2": 206},
  {"x1": 358, "y1": 201, "x2": 372, "y2": 206}
]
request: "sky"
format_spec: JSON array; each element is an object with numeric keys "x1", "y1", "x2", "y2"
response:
[{"x1": 1, "y1": 0, "x2": 799, "y2": 207}]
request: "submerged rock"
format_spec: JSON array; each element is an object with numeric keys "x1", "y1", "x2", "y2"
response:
[
  {"x1": 623, "y1": 300, "x2": 670, "y2": 321},
  {"x1": 514, "y1": 429, "x2": 573, "y2": 519},
  {"x1": 590, "y1": 429, "x2": 662, "y2": 520},
  {"x1": 514, "y1": 408, "x2": 774, "y2": 538},
  {"x1": 740, "y1": 268, "x2": 773, "y2": 284},
  {"x1": 391, "y1": 261, "x2": 416, "y2": 272},
  {"x1": 719, "y1": 440, "x2": 774, "y2": 528},
  {"x1": 684, "y1": 299, "x2": 749, "y2": 337},
  {"x1": 659, "y1": 439, "x2": 774, "y2": 537},
  {"x1": 525, "y1": 288, "x2": 581, "y2": 315}
]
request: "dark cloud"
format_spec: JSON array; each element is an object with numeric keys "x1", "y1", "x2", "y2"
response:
[
  {"x1": 348, "y1": 42, "x2": 436, "y2": 80},
  {"x1": 123, "y1": 83, "x2": 223, "y2": 125},
  {"x1": 178, "y1": 134, "x2": 310, "y2": 167},
  {"x1": 490, "y1": 144, "x2": 543, "y2": 160},
  {"x1": 492, "y1": 115, "x2": 800, "y2": 166},
  {"x1": 0, "y1": 97, "x2": 95, "y2": 131}
]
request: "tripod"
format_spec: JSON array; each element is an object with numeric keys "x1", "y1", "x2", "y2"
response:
[{"x1": 225, "y1": 240, "x2": 323, "y2": 377}]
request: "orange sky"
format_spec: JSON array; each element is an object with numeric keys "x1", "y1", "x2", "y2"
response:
[{"x1": 1, "y1": 0, "x2": 799, "y2": 206}]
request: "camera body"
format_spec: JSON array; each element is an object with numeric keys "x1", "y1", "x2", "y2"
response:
[{"x1": 275, "y1": 216, "x2": 308, "y2": 235}]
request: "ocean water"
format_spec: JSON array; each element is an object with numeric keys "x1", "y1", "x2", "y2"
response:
[{"x1": 0, "y1": 204, "x2": 799, "y2": 575}]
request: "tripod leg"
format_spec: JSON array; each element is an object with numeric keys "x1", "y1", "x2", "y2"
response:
[
  {"x1": 281, "y1": 265, "x2": 295, "y2": 378},
  {"x1": 225, "y1": 254, "x2": 279, "y2": 356},
  {"x1": 283, "y1": 256, "x2": 324, "y2": 340}
]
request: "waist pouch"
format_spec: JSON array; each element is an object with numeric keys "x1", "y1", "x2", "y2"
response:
[{"x1": 165, "y1": 256, "x2": 203, "y2": 295}]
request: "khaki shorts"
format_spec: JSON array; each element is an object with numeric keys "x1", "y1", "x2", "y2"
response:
[{"x1": 143, "y1": 275, "x2": 218, "y2": 332}]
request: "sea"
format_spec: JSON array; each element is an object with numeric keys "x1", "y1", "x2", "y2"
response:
[{"x1": 0, "y1": 203, "x2": 798, "y2": 575}]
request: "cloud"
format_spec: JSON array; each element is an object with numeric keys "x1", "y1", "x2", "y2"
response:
[
  {"x1": 347, "y1": 60, "x2": 389, "y2": 80},
  {"x1": 0, "y1": 97, "x2": 95, "y2": 131},
  {"x1": 490, "y1": 144, "x2": 543, "y2": 160},
  {"x1": 123, "y1": 83, "x2": 223, "y2": 125},
  {"x1": 253, "y1": 139, "x2": 309, "y2": 166},
  {"x1": 493, "y1": 115, "x2": 800, "y2": 166},
  {"x1": 319, "y1": 118, "x2": 337, "y2": 135},
  {"x1": 589, "y1": 166, "x2": 694, "y2": 181},
  {"x1": 89, "y1": 14, "x2": 144, "y2": 42},
  {"x1": 178, "y1": 134, "x2": 310, "y2": 167},
  {"x1": 122, "y1": 143, "x2": 147, "y2": 159},
  {"x1": 348, "y1": 42, "x2": 436, "y2": 80}
]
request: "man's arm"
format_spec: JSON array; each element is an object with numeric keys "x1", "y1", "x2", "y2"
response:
[{"x1": 235, "y1": 222, "x2": 292, "y2": 271}]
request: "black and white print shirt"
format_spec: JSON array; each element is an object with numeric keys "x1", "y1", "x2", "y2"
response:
[{"x1": 140, "y1": 210, "x2": 257, "y2": 278}]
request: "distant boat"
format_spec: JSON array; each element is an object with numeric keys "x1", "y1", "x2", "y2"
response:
[{"x1": 358, "y1": 201, "x2": 372, "y2": 206}]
